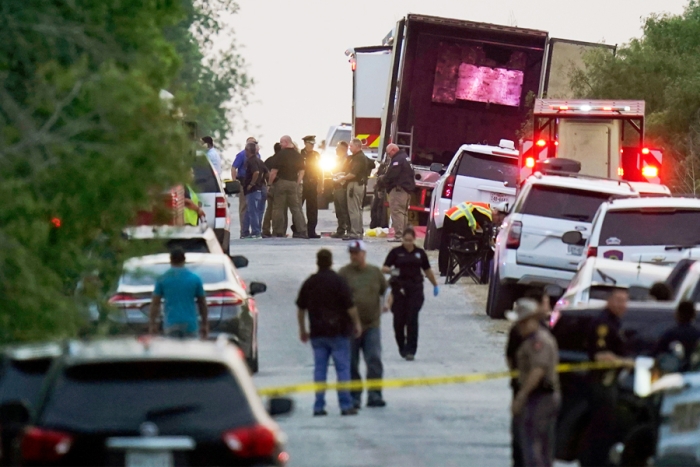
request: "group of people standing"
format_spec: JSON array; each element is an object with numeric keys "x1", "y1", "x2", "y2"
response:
[
  {"x1": 296, "y1": 229, "x2": 439, "y2": 415},
  {"x1": 229, "y1": 135, "x2": 374, "y2": 240}
]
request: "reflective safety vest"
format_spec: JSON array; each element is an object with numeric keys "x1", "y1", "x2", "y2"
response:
[
  {"x1": 445, "y1": 202, "x2": 492, "y2": 231},
  {"x1": 184, "y1": 185, "x2": 199, "y2": 226}
]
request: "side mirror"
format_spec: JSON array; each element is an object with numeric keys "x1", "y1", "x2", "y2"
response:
[
  {"x1": 543, "y1": 284, "x2": 564, "y2": 300},
  {"x1": 561, "y1": 231, "x2": 584, "y2": 246},
  {"x1": 268, "y1": 397, "x2": 294, "y2": 417},
  {"x1": 224, "y1": 180, "x2": 241, "y2": 195},
  {"x1": 429, "y1": 163, "x2": 444, "y2": 174},
  {"x1": 633, "y1": 356, "x2": 655, "y2": 397},
  {"x1": 230, "y1": 255, "x2": 249, "y2": 269},
  {"x1": 0, "y1": 400, "x2": 31, "y2": 427},
  {"x1": 249, "y1": 282, "x2": 267, "y2": 296}
]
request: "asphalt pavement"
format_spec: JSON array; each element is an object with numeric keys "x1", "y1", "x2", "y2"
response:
[{"x1": 225, "y1": 197, "x2": 525, "y2": 467}]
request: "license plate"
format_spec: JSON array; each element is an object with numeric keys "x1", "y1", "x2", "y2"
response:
[
  {"x1": 490, "y1": 193, "x2": 509, "y2": 204},
  {"x1": 567, "y1": 245, "x2": 584, "y2": 256},
  {"x1": 125, "y1": 451, "x2": 173, "y2": 467}
]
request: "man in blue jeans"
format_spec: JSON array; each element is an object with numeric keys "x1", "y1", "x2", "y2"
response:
[
  {"x1": 149, "y1": 249, "x2": 209, "y2": 339},
  {"x1": 339, "y1": 240, "x2": 388, "y2": 409},
  {"x1": 297, "y1": 249, "x2": 362, "y2": 416},
  {"x1": 242, "y1": 142, "x2": 267, "y2": 238}
]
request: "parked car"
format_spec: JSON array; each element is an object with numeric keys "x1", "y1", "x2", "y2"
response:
[
  {"x1": 0, "y1": 343, "x2": 62, "y2": 466},
  {"x1": 550, "y1": 256, "x2": 672, "y2": 321},
  {"x1": 425, "y1": 139, "x2": 519, "y2": 250},
  {"x1": 192, "y1": 155, "x2": 234, "y2": 253},
  {"x1": 486, "y1": 173, "x2": 640, "y2": 318},
  {"x1": 6, "y1": 337, "x2": 291, "y2": 466},
  {"x1": 124, "y1": 225, "x2": 225, "y2": 255},
  {"x1": 109, "y1": 253, "x2": 265, "y2": 372},
  {"x1": 565, "y1": 197, "x2": 700, "y2": 266}
]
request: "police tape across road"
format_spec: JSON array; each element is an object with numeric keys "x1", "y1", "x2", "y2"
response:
[{"x1": 257, "y1": 361, "x2": 629, "y2": 397}]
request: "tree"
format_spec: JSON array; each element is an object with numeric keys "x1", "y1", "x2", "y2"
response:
[
  {"x1": 0, "y1": 0, "x2": 249, "y2": 342},
  {"x1": 570, "y1": 0, "x2": 700, "y2": 192}
]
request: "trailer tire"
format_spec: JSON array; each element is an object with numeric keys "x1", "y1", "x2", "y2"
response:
[{"x1": 486, "y1": 268, "x2": 514, "y2": 319}]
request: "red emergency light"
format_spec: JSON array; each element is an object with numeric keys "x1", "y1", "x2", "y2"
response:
[
  {"x1": 536, "y1": 139, "x2": 547, "y2": 147},
  {"x1": 350, "y1": 59, "x2": 356, "y2": 71},
  {"x1": 617, "y1": 167, "x2": 624, "y2": 177},
  {"x1": 525, "y1": 157, "x2": 535, "y2": 168},
  {"x1": 641, "y1": 147, "x2": 650, "y2": 155},
  {"x1": 642, "y1": 166, "x2": 659, "y2": 178}
]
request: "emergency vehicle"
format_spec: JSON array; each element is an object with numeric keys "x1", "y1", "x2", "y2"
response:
[{"x1": 519, "y1": 99, "x2": 663, "y2": 184}]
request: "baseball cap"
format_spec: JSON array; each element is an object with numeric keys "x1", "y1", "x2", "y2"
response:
[{"x1": 347, "y1": 240, "x2": 366, "y2": 253}]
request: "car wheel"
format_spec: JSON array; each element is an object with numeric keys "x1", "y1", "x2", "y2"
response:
[
  {"x1": 486, "y1": 268, "x2": 514, "y2": 319},
  {"x1": 424, "y1": 219, "x2": 441, "y2": 251}
]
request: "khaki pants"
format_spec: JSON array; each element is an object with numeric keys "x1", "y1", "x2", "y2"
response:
[
  {"x1": 273, "y1": 179, "x2": 307, "y2": 237},
  {"x1": 347, "y1": 181, "x2": 364, "y2": 237},
  {"x1": 262, "y1": 184, "x2": 286, "y2": 236},
  {"x1": 388, "y1": 187, "x2": 410, "y2": 238}
]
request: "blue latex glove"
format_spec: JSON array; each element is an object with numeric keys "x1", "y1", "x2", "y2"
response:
[{"x1": 433, "y1": 285, "x2": 439, "y2": 297}]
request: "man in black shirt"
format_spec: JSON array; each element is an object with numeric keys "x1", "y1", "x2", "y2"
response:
[
  {"x1": 655, "y1": 300, "x2": 700, "y2": 369},
  {"x1": 382, "y1": 144, "x2": 415, "y2": 242},
  {"x1": 297, "y1": 249, "x2": 362, "y2": 416},
  {"x1": 331, "y1": 141, "x2": 352, "y2": 238},
  {"x1": 301, "y1": 135, "x2": 322, "y2": 238},
  {"x1": 340, "y1": 138, "x2": 367, "y2": 240},
  {"x1": 580, "y1": 288, "x2": 634, "y2": 467},
  {"x1": 242, "y1": 142, "x2": 268, "y2": 238},
  {"x1": 261, "y1": 143, "x2": 286, "y2": 237},
  {"x1": 269, "y1": 135, "x2": 308, "y2": 238}
]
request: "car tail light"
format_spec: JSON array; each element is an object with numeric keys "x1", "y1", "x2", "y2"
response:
[
  {"x1": 216, "y1": 195, "x2": 227, "y2": 218},
  {"x1": 207, "y1": 290, "x2": 244, "y2": 305},
  {"x1": 506, "y1": 221, "x2": 522, "y2": 249},
  {"x1": 21, "y1": 427, "x2": 73, "y2": 463},
  {"x1": 587, "y1": 246, "x2": 598, "y2": 258},
  {"x1": 442, "y1": 175, "x2": 456, "y2": 199},
  {"x1": 223, "y1": 425, "x2": 276, "y2": 458},
  {"x1": 108, "y1": 293, "x2": 141, "y2": 309}
]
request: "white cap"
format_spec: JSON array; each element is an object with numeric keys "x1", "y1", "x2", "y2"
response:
[{"x1": 347, "y1": 240, "x2": 367, "y2": 252}]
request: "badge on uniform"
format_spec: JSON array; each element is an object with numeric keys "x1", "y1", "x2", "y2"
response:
[
  {"x1": 415, "y1": 252, "x2": 420, "y2": 259},
  {"x1": 597, "y1": 324, "x2": 608, "y2": 348},
  {"x1": 392, "y1": 162, "x2": 399, "y2": 166}
]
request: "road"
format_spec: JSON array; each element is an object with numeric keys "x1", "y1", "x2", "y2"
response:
[{"x1": 227, "y1": 200, "x2": 519, "y2": 467}]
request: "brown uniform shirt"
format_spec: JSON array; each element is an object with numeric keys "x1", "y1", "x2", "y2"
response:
[
  {"x1": 338, "y1": 263, "x2": 387, "y2": 330},
  {"x1": 516, "y1": 327, "x2": 560, "y2": 393}
]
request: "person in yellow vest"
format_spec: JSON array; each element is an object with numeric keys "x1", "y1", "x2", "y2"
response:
[
  {"x1": 184, "y1": 169, "x2": 206, "y2": 226},
  {"x1": 438, "y1": 201, "x2": 492, "y2": 276}
]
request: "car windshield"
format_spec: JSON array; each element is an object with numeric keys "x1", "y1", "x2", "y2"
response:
[
  {"x1": 329, "y1": 129, "x2": 351, "y2": 147},
  {"x1": 122, "y1": 263, "x2": 226, "y2": 286},
  {"x1": 600, "y1": 209, "x2": 700, "y2": 246},
  {"x1": 589, "y1": 285, "x2": 650, "y2": 301},
  {"x1": 520, "y1": 185, "x2": 615, "y2": 222},
  {"x1": 39, "y1": 361, "x2": 254, "y2": 433},
  {"x1": 130, "y1": 238, "x2": 211, "y2": 254},
  {"x1": 456, "y1": 151, "x2": 518, "y2": 185},
  {"x1": 0, "y1": 357, "x2": 54, "y2": 405}
]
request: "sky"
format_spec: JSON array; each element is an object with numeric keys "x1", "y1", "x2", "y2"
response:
[{"x1": 223, "y1": 0, "x2": 689, "y2": 160}]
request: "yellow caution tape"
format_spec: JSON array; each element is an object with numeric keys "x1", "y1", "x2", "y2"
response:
[{"x1": 258, "y1": 361, "x2": 627, "y2": 397}]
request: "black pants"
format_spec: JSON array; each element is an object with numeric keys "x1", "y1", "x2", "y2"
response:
[
  {"x1": 302, "y1": 183, "x2": 319, "y2": 235},
  {"x1": 511, "y1": 388, "x2": 524, "y2": 467},
  {"x1": 391, "y1": 282, "x2": 424, "y2": 356}
]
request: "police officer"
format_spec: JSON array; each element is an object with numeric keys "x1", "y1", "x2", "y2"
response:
[
  {"x1": 381, "y1": 144, "x2": 415, "y2": 242},
  {"x1": 507, "y1": 298, "x2": 560, "y2": 467},
  {"x1": 382, "y1": 227, "x2": 439, "y2": 361},
  {"x1": 301, "y1": 135, "x2": 323, "y2": 238},
  {"x1": 184, "y1": 168, "x2": 205, "y2": 226},
  {"x1": 579, "y1": 288, "x2": 634, "y2": 467},
  {"x1": 654, "y1": 300, "x2": 700, "y2": 370},
  {"x1": 331, "y1": 141, "x2": 352, "y2": 238},
  {"x1": 268, "y1": 135, "x2": 307, "y2": 238}
]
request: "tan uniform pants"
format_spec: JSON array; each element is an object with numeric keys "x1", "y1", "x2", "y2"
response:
[
  {"x1": 347, "y1": 181, "x2": 364, "y2": 237},
  {"x1": 388, "y1": 187, "x2": 410, "y2": 238},
  {"x1": 273, "y1": 179, "x2": 307, "y2": 237}
]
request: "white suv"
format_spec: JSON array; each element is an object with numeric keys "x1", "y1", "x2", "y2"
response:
[
  {"x1": 486, "y1": 173, "x2": 640, "y2": 318},
  {"x1": 425, "y1": 139, "x2": 519, "y2": 250},
  {"x1": 569, "y1": 197, "x2": 700, "y2": 266}
]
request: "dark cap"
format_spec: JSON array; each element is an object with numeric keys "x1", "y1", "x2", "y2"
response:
[{"x1": 302, "y1": 135, "x2": 316, "y2": 144}]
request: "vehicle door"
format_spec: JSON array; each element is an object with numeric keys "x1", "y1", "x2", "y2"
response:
[
  {"x1": 596, "y1": 208, "x2": 700, "y2": 265},
  {"x1": 516, "y1": 185, "x2": 615, "y2": 271},
  {"x1": 452, "y1": 150, "x2": 518, "y2": 206},
  {"x1": 193, "y1": 157, "x2": 229, "y2": 233}
]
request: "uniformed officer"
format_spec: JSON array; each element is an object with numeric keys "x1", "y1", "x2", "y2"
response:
[
  {"x1": 437, "y1": 201, "x2": 493, "y2": 276},
  {"x1": 654, "y1": 300, "x2": 700, "y2": 370},
  {"x1": 381, "y1": 144, "x2": 415, "y2": 242},
  {"x1": 331, "y1": 141, "x2": 352, "y2": 238},
  {"x1": 382, "y1": 227, "x2": 439, "y2": 361},
  {"x1": 301, "y1": 135, "x2": 323, "y2": 238},
  {"x1": 507, "y1": 298, "x2": 560, "y2": 467},
  {"x1": 268, "y1": 135, "x2": 308, "y2": 238},
  {"x1": 579, "y1": 288, "x2": 634, "y2": 467}
]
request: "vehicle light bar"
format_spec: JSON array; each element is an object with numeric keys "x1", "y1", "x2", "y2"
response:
[{"x1": 550, "y1": 104, "x2": 632, "y2": 112}]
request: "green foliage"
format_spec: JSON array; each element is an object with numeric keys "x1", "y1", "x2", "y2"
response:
[
  {"x1": 0, "y1": 0, "x2": 248, "y2": 342},
  {"x1": 570, "y1": 1, "x2": 700, "y2": 192}
]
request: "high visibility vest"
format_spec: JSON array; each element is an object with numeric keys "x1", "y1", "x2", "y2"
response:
[
  {"x1": 184, "y1": 185, "x2": 199, "y2": 226},
  {"x1": 445, "y1": 202, "x2": 493, "y2": 231}
]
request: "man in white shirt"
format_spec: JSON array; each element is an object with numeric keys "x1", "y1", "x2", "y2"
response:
[{"x1": 201, "y1": 136, "x2": 222, "y2": 174}]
